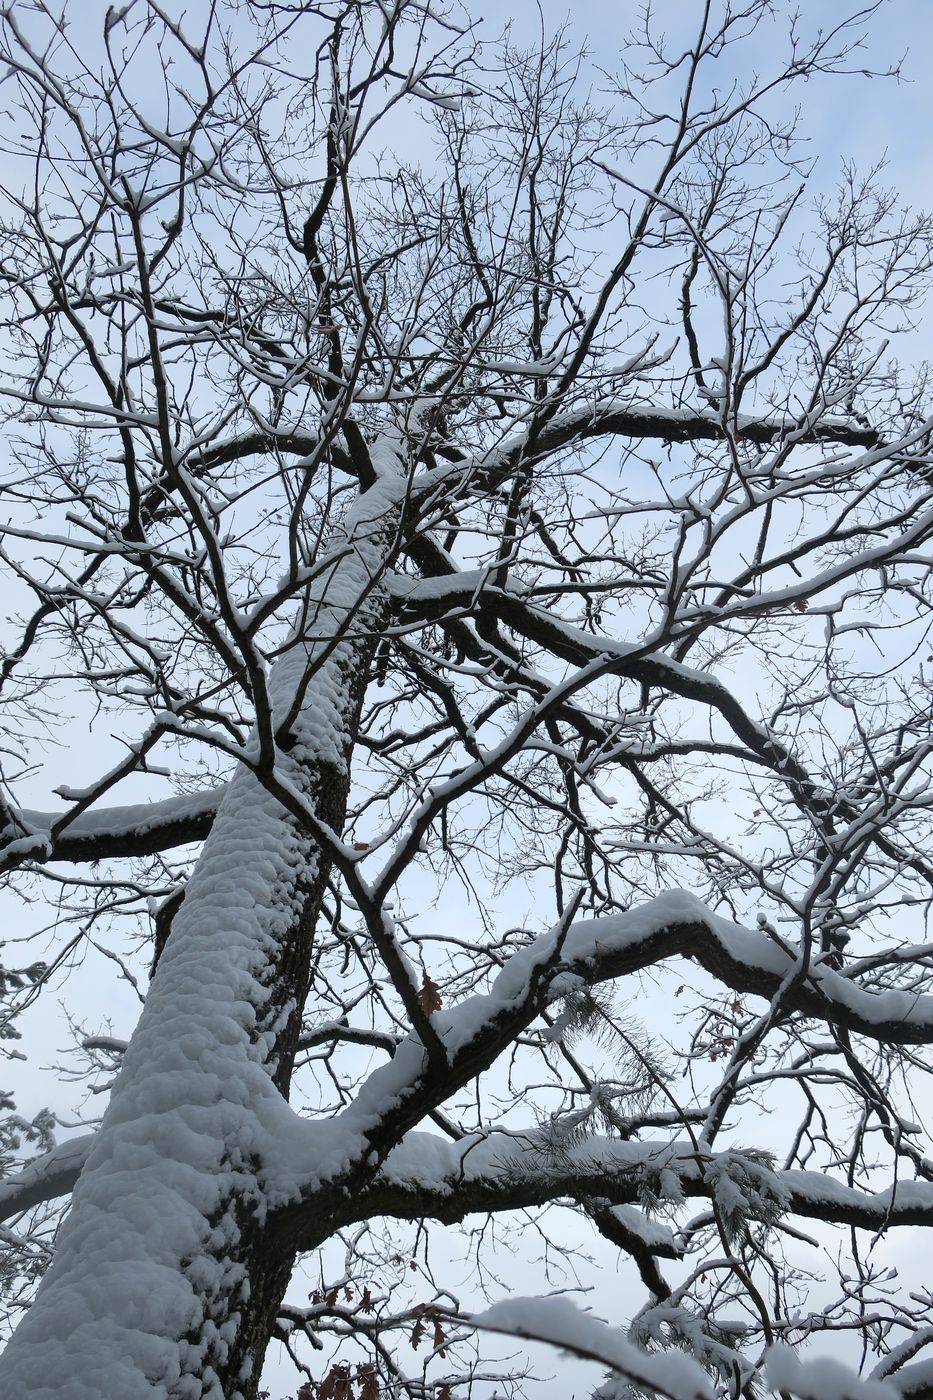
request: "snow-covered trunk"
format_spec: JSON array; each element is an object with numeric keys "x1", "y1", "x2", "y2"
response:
[{"x1": 0, "y1": 447, "x2": 406, "y2": 1399}]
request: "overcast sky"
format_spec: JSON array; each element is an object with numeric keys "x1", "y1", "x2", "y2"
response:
[{"x1": 3, "y1": 2, "x2": 933, "y2": 1396}]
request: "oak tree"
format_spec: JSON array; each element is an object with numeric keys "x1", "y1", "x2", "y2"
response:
[{"x1": 1, "y1": 3, "x2": 933, "y2": 1398}]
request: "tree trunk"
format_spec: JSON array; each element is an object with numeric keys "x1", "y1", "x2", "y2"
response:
[{"x1": 0, "y1": 451, "x2": 404, "y2": 1399}]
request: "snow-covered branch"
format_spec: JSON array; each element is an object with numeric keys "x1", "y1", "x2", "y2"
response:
[
  {"x1": 0, "y1": 788, "x2": 222, "y2": 869},
  {"x1": 346, "y1": 1128, "x2": 933, "y2": 1237},
  {"x1": 2, "y1": 1, "x2": 932, "y2": 1395},
  {"x1": 0, "y1": 1134, "x2": 93, "y2": 1224},
  {"x1": 412, "y1": 399, "x2": 883, "y2": 502}
]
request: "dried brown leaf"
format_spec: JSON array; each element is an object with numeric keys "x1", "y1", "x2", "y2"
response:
[{"x1": 418, "y1": 973, "x2": 442, "y2": 1015}]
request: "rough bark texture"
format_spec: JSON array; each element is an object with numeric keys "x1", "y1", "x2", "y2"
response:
[{"x1": 0, "y1": 459, "x2": 403, "y2": 1399}]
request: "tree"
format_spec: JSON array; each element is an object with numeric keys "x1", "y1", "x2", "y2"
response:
[{"x1": 0, "y1": 1, "x2": 932, "y2": 1396}]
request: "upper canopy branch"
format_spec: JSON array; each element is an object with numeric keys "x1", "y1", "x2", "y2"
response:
[
  {"x1": 386, "y1": 569, "x2": 933, "y2": 893},
  {"x1": 413, "y1": 399, "x2": 884, "y2": 504}
]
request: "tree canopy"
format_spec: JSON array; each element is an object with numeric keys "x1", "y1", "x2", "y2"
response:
[{"x1": 1, "y1": 3, "x2": 933, "y2": 1399}]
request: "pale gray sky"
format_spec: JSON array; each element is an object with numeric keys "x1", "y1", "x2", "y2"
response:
[{"x1": 3, "y1": 2, "x2": 933, "y2": 1397}]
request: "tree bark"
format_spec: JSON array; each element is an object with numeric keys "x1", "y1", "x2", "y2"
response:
[{"x1": 0, "y1": 449, "x2": 404, "y2": 1399}]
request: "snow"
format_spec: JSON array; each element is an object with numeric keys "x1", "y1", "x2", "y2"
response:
[
  {"x1": 884, "y1": 1357, "x2": 933, "y2": 1398},
  {"x1": 607, "y1": 1203, "x2": 678, "y2": 1249},
  {"x1": 766, "y1": 1344, "x2": 900, "y2": 1400},
  {"x1": 474, "y1": 1295, "x2": 714, "y2": 1400},
  {"x1": 9, "y1": 787, "x2": 222, "y2": 846},
  {"x1": 0, "y1": 1133, "x2": 94, "y2": 1224},
  {"x1": 0, "y1": 831, "x2": 52, "y2": 862},
  {"x1": 3, "y1": 406, "x2": 931, "y2": 1391},
  {"x1": 377, "y1": 1128, "x2": 729, "y2": 1203},
  {"x1": 0, "y1": 437, "x2": 411, "y2": 1399},
  {"x1": 776, "y1": 1168, "x2": 933, "y2": 1219},
  {"x1": 409, "y1": 889, "x2": 933, "y2": 1074},
  {"x1": 386, "y1": 566, "x2": 489, "y2": 604},
  {"x1": 407, "y1": 396, "x2": 882, "y2": 504},
  {"x1": 870, "y1": 1328, "x2": 933, "y2": 1388}
]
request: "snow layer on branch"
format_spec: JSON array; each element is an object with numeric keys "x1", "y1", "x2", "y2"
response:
[
  {"x1": 475, "y1": 1295, "x2": 714, "y2": 1400},
  {"x1": 766, "y1": 1344, "x2": 900, "y2": 1400},
  {"x1": 0, "y1": 440, "x2": 409, "y2": 1399},
  {"x1": 374, "y1": 1128, "x2": 787, "y2": 1212},
  {"x1": 255, "y1": 887, "x2": 933, "y2": 1208},
  {"x1": 385, "y1": 566, "x2": 493, "y2": 604},
  {"x1": 428, "y1": 890, "x2": 933, "y2": 1059},
  {"x1": 0, "y1": 1132, "x2": 94, "y2": 1224},
  {"x1": 13, "y1": 787, "x2": 222, "y2": 844},
  {"x1": 253, "y1": 885, "x2": 933, "y2": 1222},
  {"x1": 408, "y1": 396, "x2": 881, "y2": 502},
  {"x1": 778, "y1": 1167, "x2": 933, "y2": 1216},
  {"x1": 365, "y1": 1124, "x2": 933, "y2": 1234},
  {"x1": 265, "y1": 435, "x2": 408, "y2": 769},
  {"x1": 884, "y1": 1356, "x2": 933, "y2": 1398},
  {"x1": 608, "y1": 1202, "x2": 679, "y2": 1248}
]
